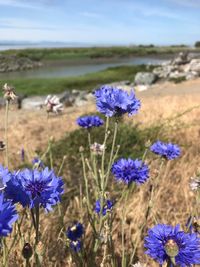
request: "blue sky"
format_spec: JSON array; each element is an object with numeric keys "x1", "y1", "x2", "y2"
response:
[{"x1": 0, "y1": 0, "x2": 200, "y2": 45}]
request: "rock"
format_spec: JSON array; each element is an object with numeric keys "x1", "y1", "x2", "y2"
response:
[
  {"x1": 186, "y1": 59, "x2": 200, "y2": 74},
  {"x1": 108, "y1": 80, "x2": 131, "y2": 86},
  {"x1": 0, "y1": 97, "x2": 5, "y2": 108},
  {"x1": 171, "y1": 52, "x2": 190, "y2": 65},
  {"x1": 135, "y1": 85, "x2": 149, "y2": 92},
  {"x1": 134, "y1": 72, "x2": 157, "y2": 85},
  {"x1": 185, "y1": 71, "x2": 199, "y2": 80},
  {"x1": 0, "y1": 54, "x2": 42, "y2": 73},
  {"x1": 21, "y1": 96, "x2": 46, "y2": 110},
  {"x1": 153, "y1": 65, "x2": 177, "y2": 78},
  {"x1": 168, "y1": 71, "x2": 186, "y2": 79}
]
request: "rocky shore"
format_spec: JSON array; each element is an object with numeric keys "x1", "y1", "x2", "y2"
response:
[
  {"x1": 0, "y1": 54, "x2": 42, "y2": 72},
  {"x1": 1, "y1": 52, "x2": 200, "y2": 110}
]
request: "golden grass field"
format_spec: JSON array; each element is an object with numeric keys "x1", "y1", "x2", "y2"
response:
[{"x1": 2, "y1": 79, "x2": 200, "y2": 266}]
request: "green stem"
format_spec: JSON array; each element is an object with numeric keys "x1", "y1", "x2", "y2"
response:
[
  {"x1": 121, "y1": 190, "x2": 129, "y2": 267},
  {"x1": 4, "y1": 100, "x2": 9, "y2": 167},
  {"x1": 105, "y1": 121, "x2": 118, "y2": 187},
  {"x1": 81, "y1": 152, "x2": 90, "y2": 209},
  {"x1": 35, "y1": 205, "x2": 40, "y2": 245},
  {"x1": 25, "y1": 258, "x2": 30, "y2": 267},
  {"x1": 49, "y1": 139, "x2": 53, "y2": 169},
  {"x1": 30, "y1": 208, "x2": 36, "y2": 230},
  {"x1": 94, "y1": 118, "x2": 110, "y2": 253},
  {"x1": 101, "y1": 117, "x2": 109, "y2": 184},
  {"x1": 88, "y1": 130, "x2": 92, "y2": 149},
  {"x1": 2, "y1": 238, "x2": 8, "y2": 267},
  {"x1": 57, "y1": 155, "x2": 67, "y2": 176}
]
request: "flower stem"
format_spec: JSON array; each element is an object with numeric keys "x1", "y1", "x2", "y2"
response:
[
  {"x1": 121, "y1": 189, "x2": 129, "y2": 267},
  {"x1": 57, "y1": 155, "x2": 67, "y2": 176},
  {"x1": 25, "y1": 258, "x2": 30, "y2": 267},
  {"x1": 105, "y1": 121, "x2": 118, "y2": 188},
  {"x1": 30, "y1": 208, "x2": 36, "y2": 230},
  {"x1": 81, "y1": 152, "x2": 90, "y2": 209},
  {"x1": 35, "y1": 205, "x2": 40, "y2": 245},
  {"x1": 4, "y1": 100, "x2": 9, "y2": 167}
]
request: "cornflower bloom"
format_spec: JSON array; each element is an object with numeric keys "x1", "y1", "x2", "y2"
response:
[
  {"x1": 66, "y1": 222, "x2": 84, "y2": 241},
  {"x1": 111, "y1": 158, "x2": 149, "y2": 185},
  {"x1": 145, "y1": 224, "x2": 200, "y2": 266},
  {"x1": 150, "y1": 141, "x2": 180, "y2": 160},
  {"x1": 69, "y1": 240, "x2": 81, "y2": 252},
  {"x1": 77, "y1": 115, "x2": 104, "y2": 129},
  {"x1": 94, "y1": 85, "x2": 141, "y2": 117},
  {"x1": 0, "y1": 193, "x2": 18, "y2": 236},
  {"x1": 94, "y1": 199, "x2": 113, "y2": 215},
  {"x1": 5, "y1": 168, "x2": 64, "y2": 211}
]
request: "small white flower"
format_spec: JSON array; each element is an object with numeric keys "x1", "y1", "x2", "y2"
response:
[
  {"x1": 90, "y1": 142, "x2": 105, "y2": 155},
  {"x1": 190, "y1": 177, "x2": 200, "y2": 191},
  {"x1": 45, "y1": 95, "x2": 63, "y2": 114},
  {"x1": 3, "y1": 83, "x2": 17, "y2": 101}
]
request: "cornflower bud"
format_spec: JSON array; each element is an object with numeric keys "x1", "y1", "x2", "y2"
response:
[
  {"x1": 22, "y1": 243, "x2": 33, "y2": 259},
  {"x1": 0, "y1": 141, "x2": 6, "y2": 151}
]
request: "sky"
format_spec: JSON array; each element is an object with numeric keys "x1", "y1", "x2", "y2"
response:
[{"x1": 0, "y1": 0, "x2": 200, "y2": 45}]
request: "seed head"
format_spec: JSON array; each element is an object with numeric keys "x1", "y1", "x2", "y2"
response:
[{"x1": 2, "y1": 83, "x2": 17, "y2": 101}]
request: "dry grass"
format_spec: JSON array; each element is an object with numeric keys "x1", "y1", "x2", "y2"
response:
[{"x1": 2, "y1": 79, "x2": 200, "y2": 266}]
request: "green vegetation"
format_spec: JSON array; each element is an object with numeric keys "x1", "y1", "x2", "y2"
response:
[
  {"x1": 169, "y1": 76, "x2": 186, "y2": 84},
  {"x1": 2, "y1": 45, "x2": 199, "y2": 61},
  {"x1": 195, "y1": 41, "x2": 200, "y2": 48},
  {"x1": 0, "y1": 65, "x2": 152, "y2": 96},
  {"x1": 49, "y1": 120, "x2": 165, "y2": 183}
]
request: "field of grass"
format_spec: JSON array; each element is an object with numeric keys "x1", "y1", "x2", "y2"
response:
[
  {"x1": 0, "y1": 65, "x2": 152, "y2": 96},
  {"x1": 2, "y1": 45, "x2": 200, "y2": 61}
]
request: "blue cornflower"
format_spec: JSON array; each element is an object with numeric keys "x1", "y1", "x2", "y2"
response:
[
  {"x1": 77, "y1": 115, "x2": 104, "y2": 129},
  {"x1": 150, "y1": 141, "x2": 181, "y2": 160},
  {"x1": 0, "y1": 193, "x2": 18, "y2": 237},
  {"x1": 94, "y1": 85, "x2": 141, "y2": 117},
  {"x1": 32, "y1": 157, "x2": 45, "y2": 168},
  {"x1": 94, "y1": 199, "x2": 113, "y2": 216},
  {"x1": 66, "y1": 222, "x2": 84, "y2": 241},
  {"x1": 145, "y1": 224, "x2": 200, "y2": 266},
  {"x1": 111, "y1": 158, "x2": 149, "y2": 185},
  {"x1": 5, "y1": 168, "x2": 64, "y2": 211},
  {"x1": 0, "y1": 165, "x2": 11, "y2": 190},
  {"x1": 69, "y1": 240, "x2": 82, "y2": 252}
]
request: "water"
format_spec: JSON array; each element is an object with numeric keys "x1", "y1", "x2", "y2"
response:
[{"x1": 0, "y1": 56, "x2": 169, "y2": 80}]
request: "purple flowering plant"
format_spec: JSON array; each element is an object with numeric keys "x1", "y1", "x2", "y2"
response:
[{"x1": 1, "y1": 82, "x2": 197, "y2": 267}]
